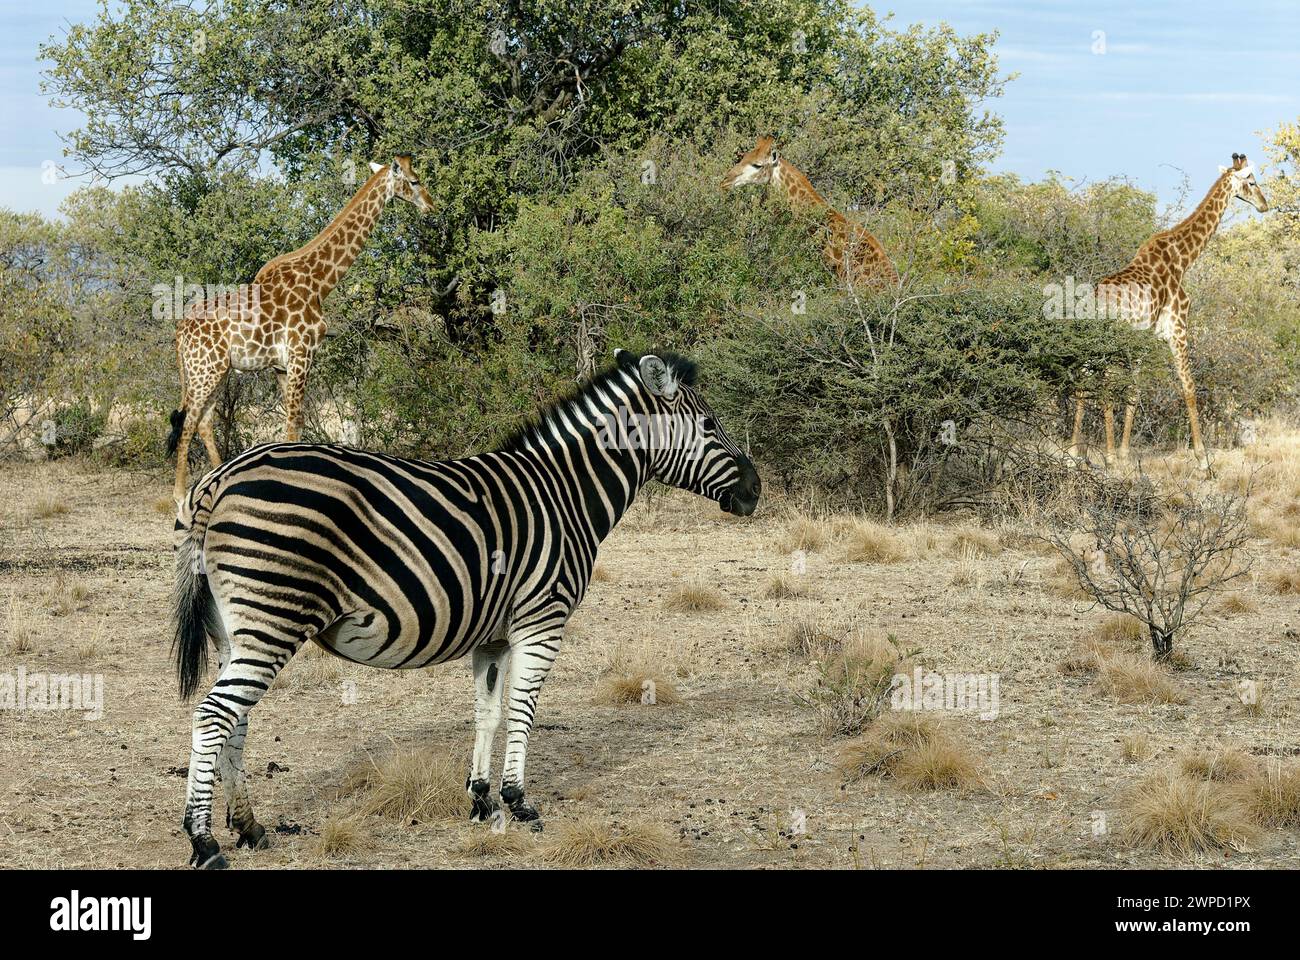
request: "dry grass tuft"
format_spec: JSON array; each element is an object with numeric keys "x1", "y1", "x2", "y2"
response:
[
  {"x1": 1121, "y1": 733, "x2": 1151, "y2": 763},
  {"x1": 1266, "y1": 568, "x2": 1300, "y2": 595},
  {"x1": 1122, "y1": 770, "x2": 1258, "y2": 857},
  {"x1": 44, "y1": 576, "x2": 90, "y2": 617},
  {"x1": 1218, "y1": 592, "x2": 1257, "y2": 615},
  {"x1": 1243, "y1": 759, "x2": 1300, "y2": 828},
  {"x1": 836, "y1": 711, "x2": 980, "y2": 791},
  {"x1": 593, "y1": 646, "x2": 681, "y2": 706},
  {"x1": 663, "y1": 580, "x2": 727, "y2": 612},
  {"x1": 311, "y1": 813, "x2": 373, "y2": 859},
  {"x1": 455, "y1": 828, "x2": 538, "y2": 859},
  {"x1": 1045, "y1": 557, "x2": 1091, "y2": 600},
  {"x1": 837, "y1": 519, "x2": 907, "y2": 564},
  {"x1": 4, "y1": 593, "x2": 38, "y2": 655},
  {"x1": 537, "y1": 817, "x2": 681, "y2": 867},
  {"x1": 1095, "y1": 614, "x2": 1144, "y2": 648},
  {"x1": 776, "y1": 514, "x2": 831, "y2": 555},
  {"x1": 31, "y1": 497, "x2": 69, "y2": 520},
  {"x1": 949, "y1": 527, "x2": 1001, "y2": 558},
  {"x1": 763, "y1": 572, "x2": 813, "y2": 599},
  {"x1": 275, "y1": 644, "x2": 346, "y2": 691},
  {"x1": 1178, "y1": 747, "x2": 1258, "y2": 783},
  {"x1": 1096, "y1": 652, "x2": 1186, "y2": 705},
  {"x1": 590, "y1": 563, "x2": 612, "y2": 583},
  {"x1": 345, "y1": 746, "x2": 467, "y2": 824},
  {"x1": 805, "y1": 631, "x2": 913, "y2": 738},
  {"x1": 153, "y1": 497, "x2": 177, "y2": 515}
]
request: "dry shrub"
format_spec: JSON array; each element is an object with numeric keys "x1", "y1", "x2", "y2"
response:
[
  {"x1": 763, "y1": 572, "x2": 813, "y2": 599},
  {"x1": 1045, "y1": 557, "x2": 1090, "y2": 600},
  {"x1": 1218, "y1": 592, "x2": 1256, "y2": 615},
  {"x1": 153, "y1": 496, "x2": 176, "y2": 515},
  {"x1": 1058, "y1": 635, "x2": 1116, "y2": 676},
  {"x1": 345, "y1": 746, "x2": 467, "y2": 824},
  {"x1": 1178, "y1": 747, "x2": 1258, "y2": 783},
  {"x1": 4, "y1": 594, "x2": 37, "y2": 655},
  {"x1": 1095, "y1": 614, "x2": 1144, "y2": 648},
  {"x1": 1122, "y1": 770, "x2": 1258, "y2": 856},
  {"x1": 783, "y1": 615, "x2": 837, "y2": 659},
  {"x1": 836, "y1": 711, "x2": 980, "y2": 791},
  {"x1": 1243, "y1": 759, "x2": 1300, "y2": 828},
  {"x1": 776, "y1": 514, "x2": 831, "y2": 554},
  {"x1": 1121, "y1": 733, "x2": 1151, "y2": 763},
  {"x1": 44, "y1": 576, "x2": 90, "y2": 616},
  {"x1": 1265, "y1": 568, "x2": 1300, "y2": 595},
  {"x1": 593, "y1": 646, "x2": 680, "y2": 706},
  {"x1": 837, "y1": 519, "x2": 908, "y2": 564},
  {"x1": 1096, "y1": 652, "x2": 1186, "y2": 705},
  {"x1": 311, "y1": 813, "x2": 373, "y2": 859},
  {"x1": 455, "y1": 827, "x2": 537, "y2": 859},
  {"x1": 31, "y1": 497, "x2": 69, "y2": 520},
  {"x1": 804, "y1": 631, "x2": 913, "y2": 738},
  {"x1": 538, "y1": 817, "x2": 680, "y2": 867},
  {"x1": 663, "y1": 580, "x2": 727, "y2": 612},
  {"x1": 949, "y1": 527, "x2": 1001, "y2": 558}
]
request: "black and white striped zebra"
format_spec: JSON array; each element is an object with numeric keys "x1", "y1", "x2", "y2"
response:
[{"x1": 171, "y1": 349, "x2": 760, "y2": 868}]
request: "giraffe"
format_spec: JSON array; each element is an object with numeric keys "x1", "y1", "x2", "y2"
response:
[
  {"x1": 168, "y1": 156, "x2": 433, "y2": 501},
  {"x1": 1070, "y1": 153, "x2": 1268, "y2": 468},
  {"x1": 721, "y1": 135, "x2": 900, "y2": 289}
]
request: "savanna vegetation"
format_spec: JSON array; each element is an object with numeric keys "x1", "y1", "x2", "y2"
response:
[{"x1": 2, "y1": 0, "x2": 1295, "y2": 517}]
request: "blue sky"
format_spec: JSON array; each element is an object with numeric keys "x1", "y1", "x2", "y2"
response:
[{"x1": 2, "y1": 1, "x2": 1298, "y2": 218}]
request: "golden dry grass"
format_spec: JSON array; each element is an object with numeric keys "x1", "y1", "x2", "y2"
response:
[
  {"x1": 454, "y1": 828, "x2": 538, "y2": 859},
  {"x1": 311, "y1": 813, "x2": 373, "y2": 859},
  {"x1": 3, "y1": 593, "x2": 37, "y2": 655},
  {"x1": 837, "y1": 519, "x2": 908, "y2": 564},
  {"x1": 1095, "y1": 614, "x2": 1144, "y2": 648},
  {"x1": 763, "y1": 572, "x2": 813, "y2": 599},
  {"x1": 344, "y1": 746, "x2": 467, "y2": 824},
  {"x1": 663, "y1": 580, "x2": 727, "y2": 612},
  {"x1": 1177, "y1": 747, "x2": 1258, "y2": 783},
  {"x1": 30, "y1": 497, "x2": 69, "y2": 520},
  {"x1": 153, "y1": 497, "x2": 176, "y2": 516},
  {"x1": 806, "y1": 631, "x2": 912, "y2": 738},
  {"x1": 1096, "y1": 652, "x2": 1186, "y2": 705},
  {"x1": 775, "y1": 514, "x2": 831, "y2": 555},
  {"x1": 949, "y1": 527, "x2": 1001, "y2": 558},
  {"x1": 1265, "y1": 568, "x2": 1300, "y2": 595},
  {"x1": 1121, "y1": 733, "x2": 1151, "y2": 763},
  {"x1": 275, "y1": 644, "x2": 346, "y2": 691},
  {"x1": 1218, "y1": 592, "x2": 1258, "y2": 615},
  {"x1": 1121, "y1": 770, "x2": 1258, "y2": 857},
  {"x1": 537, "y1": 817, "x2": 681, "y2": 867},
  {"x1": 1243, "y1": 759, "x2": 1300, "y2": 828},
  {"x1": 836, "y1": 711, "x2": 981, "y2": 792},
  {"x1": 1045, "y1": 557, "x2": 1091, "y2": 600},
  {"x1": 590, "y1": 563, "x2": 612, "y2": 582},
  {"x1": 44, "y1": 575, "x2": 89, "y2": 617},
  {"x1": 593, "y1": 646, "x2": 681, "y2": 706}
]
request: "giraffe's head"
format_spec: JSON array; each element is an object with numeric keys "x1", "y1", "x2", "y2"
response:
[
  {"x1": 1220, "y1": 153, "x2": 1269, "y2": 213},
  {"x1": 369, "y1": 155, "x2": 434, "y2": 214},
  {"x1": 721, "y1": 136, "x2": 782, "y2": 190}
]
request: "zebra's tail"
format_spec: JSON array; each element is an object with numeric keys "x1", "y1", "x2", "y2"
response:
[
  {"x1": 173, "y1": 510, "x2": 216, "y2": 701},
  {"x1": 165, "y1": 409, "x2": 186, "y2": 458}
]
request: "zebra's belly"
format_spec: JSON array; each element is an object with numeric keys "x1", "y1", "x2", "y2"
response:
[{"x1": 313, "y1": 607, "x2": 501, "y2": 669}]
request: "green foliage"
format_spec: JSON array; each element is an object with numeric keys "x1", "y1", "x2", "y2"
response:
[{"x1": 49, "y1": 399, "x2": 107, "y2": 458}]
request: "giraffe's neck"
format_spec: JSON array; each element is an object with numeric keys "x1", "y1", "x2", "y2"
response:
[
  {"x1": 771, "y1": 159, "x2": 833, "y2": 217},
  {"x1": 301, "y1": 168, "x2": 392, "y2": 298},
  {"x1": 1160, "y1": 172, "x2": 1234, "y2": 273}
]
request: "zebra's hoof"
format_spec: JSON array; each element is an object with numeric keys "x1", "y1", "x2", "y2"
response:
[
  {"x1": 469, "y1": 789, "x2": 499, "y2": 823},
  {"x1": 236, "y1": 823, "x2": 269, "y2": 850},
  {"x1": 189, "y1": 834, "x2": 227, "y2": 869}
]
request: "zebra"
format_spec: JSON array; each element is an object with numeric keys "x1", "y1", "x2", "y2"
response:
[{"x1": 171, "y1": 349, "x2": 761, "y2": 868}]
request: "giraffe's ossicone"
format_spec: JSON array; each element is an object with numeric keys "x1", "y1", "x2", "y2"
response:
[{"x1": 168, "y1": 155, "x2": 434, "y2": 502}]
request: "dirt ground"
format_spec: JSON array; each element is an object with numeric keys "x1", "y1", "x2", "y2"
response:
[{"x1": 1, "y1": 439, "x2": 1298, "y2": 870}]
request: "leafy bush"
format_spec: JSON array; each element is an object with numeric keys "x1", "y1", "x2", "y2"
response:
[{"x1": 48, "y1": 400, "x2": 107, "y2": 458}]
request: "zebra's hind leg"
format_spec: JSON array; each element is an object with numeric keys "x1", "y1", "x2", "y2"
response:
[
  {"x1": 183, "y1": 627, "x2": 301, "y2": 868},
  {"x1": 498, "y1": 628, "x2": 564, "y2": 831},
  {"x1": 467, "y1": 641, "x2": 511, "y2": 823},
  {"x1": 219, "y1": 714, "x2": 269, "y2": 851}
]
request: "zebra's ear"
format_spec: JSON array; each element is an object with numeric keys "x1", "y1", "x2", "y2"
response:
[{"x1": 638, "y1": 355, "x2": 678, "y2": 399}]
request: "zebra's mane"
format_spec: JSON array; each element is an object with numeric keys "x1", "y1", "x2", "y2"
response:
[{"x1": 499, "y1": 350, "x2": 698, "y2": 453}]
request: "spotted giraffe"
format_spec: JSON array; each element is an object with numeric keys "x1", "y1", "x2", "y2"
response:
[
  {"x1": 1071, "y1": 153, "x2": 1268, "y2": 467},
  {"x1": 721, "y1": 135, "x2": 899, "y2": 289},
  {"x1": 168, "y1": 156, "x2": 433, "y2": 501}
]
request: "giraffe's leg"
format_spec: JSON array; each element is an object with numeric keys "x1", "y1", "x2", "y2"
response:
[
  {"x1": 197, "y1": 404, "x2": 222, "y2": 468},
  {"x1": 467, "y1": 640, "x2": 511, "y2": 823},
  {"x1": 498, "y1": 625, "x2": 564, "y2": 830},
  {"x1": 182, "y1": 616, "x2": 303, "y2": 869},
  {"x1": 1068, "y1": 393, "x2": 1086, "y2": 458},
  {"x1": 282, "y1": 354, "x2": 313, "y2": 443},
  {"x1": 1167, "y1": 292, "x2": 1206, "y2": 467}
]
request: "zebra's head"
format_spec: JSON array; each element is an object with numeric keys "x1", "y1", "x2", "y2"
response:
[{"x1": 615, "y1": 349, "x2": 761, "y2": 517}]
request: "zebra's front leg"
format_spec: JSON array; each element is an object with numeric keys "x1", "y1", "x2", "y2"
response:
[
  {"x1": 467, "y1": 641, "x2": 511, "y2": 823},
  {"x1": 499, "y1": 629, "x2": 563, "y2": 830}
]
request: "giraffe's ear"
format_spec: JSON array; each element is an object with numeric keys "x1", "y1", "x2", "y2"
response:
[
  {"x1": 769, "y1": 149, "x2": 780, "y2": 165},
  {"x1": 638, "y1": 355, "x2": 679, "y2": 399},
  {"x1": 368, "y1": 161, "x2": 384, "y2": 174}
]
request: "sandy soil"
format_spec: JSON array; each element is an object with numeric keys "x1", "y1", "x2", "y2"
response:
[{"x1": 1, "y1": 450, "x2": 1297, "y2": 870}]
